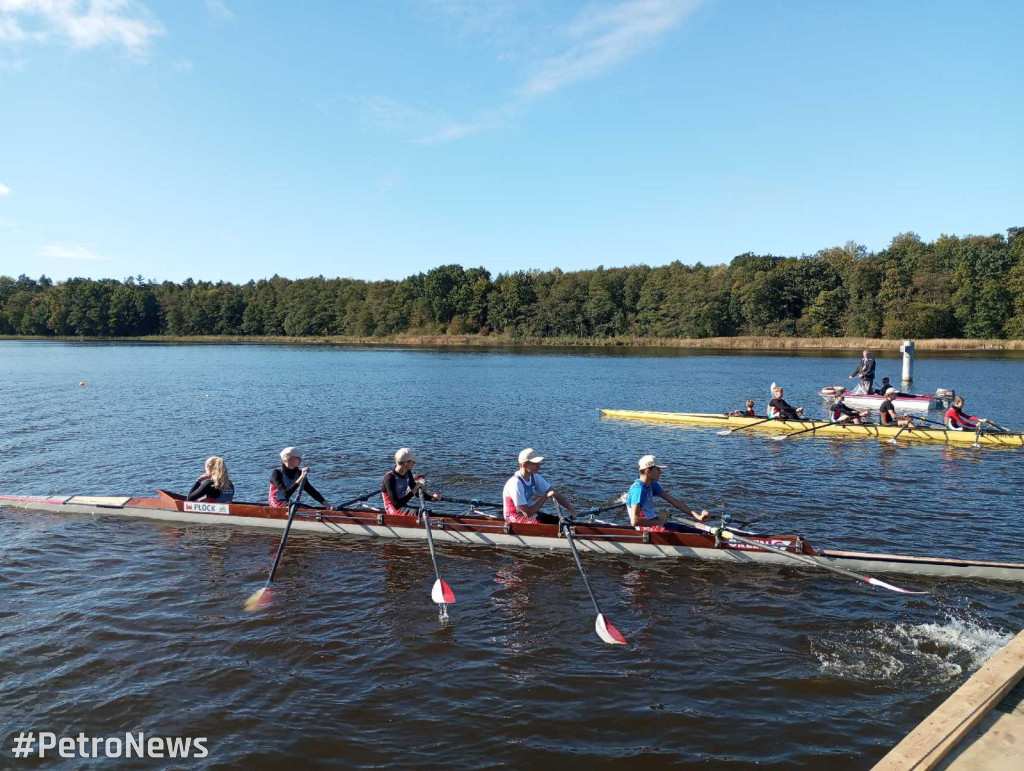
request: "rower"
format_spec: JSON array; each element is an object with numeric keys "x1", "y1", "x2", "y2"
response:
[
  {"x1": 879, "y1": 388, "x2": 915, "y2": 428},
  {"x1": 626, "y1": 455, "x2": 708, "y2": 532},
  {"x1": 768, "y1": 384, "x2": 804, "y2": 420},
  {"x1": 944, "y1": 396, "x2": 988, "y2": 431},
  {"x1": 187, "y1": 456, "x2": 235, "y2": 502},
  {"x1": 381, "y1": 447, "x2": 441, "y2": 517},
  {"x1": 828, "y1": 393, "x2": 866, "y2": 425},
  {"x1": 269, "y1": 447, "x2": 331, "y2": 509},
  {"x1": 502, "y1": 448, "x2": 576, "y2": 524}
]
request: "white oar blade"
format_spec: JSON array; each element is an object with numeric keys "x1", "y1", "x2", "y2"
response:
[
  {"x1": 432, "y1": 579, "x2": 456, "y2": 605},
  {"x1": 595, "y1": 614, "x2": 627, "y2": 645},
  {"x1": 716, "y1": 429, "x2": 732, "y2": 436},
  {"x1": 244, "y1": 586, "x2": 270, "y2": 612},
  {"x1": 865, "y1": 577, "x2": 928, "y2": 595},
  {"x1": 771, "y1": 435, "x2": 787, "y2": 442}
]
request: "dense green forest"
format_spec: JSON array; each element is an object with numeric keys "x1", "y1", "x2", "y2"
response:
[{"x1": 3, "y1": 229, "x2": 1023, "y2": 340}]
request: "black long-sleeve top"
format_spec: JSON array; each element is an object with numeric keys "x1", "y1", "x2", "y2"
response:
[
  {"x1": 768, "y1": 397, "x2": 802, "y2": 420},
  {"x1": 187, "y1": 478, "x2": 235, "y2": 502},
  {"x1": 382, "y1": 468, "x2": 416, "y2": 508},
  {"x1": 269, "y1": 464, "x2": 327, "y2": 506}
]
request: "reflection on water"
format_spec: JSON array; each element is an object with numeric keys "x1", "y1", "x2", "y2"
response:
[{"x1": 1, "y1": 341, "x2": 1023, "y2": 768}]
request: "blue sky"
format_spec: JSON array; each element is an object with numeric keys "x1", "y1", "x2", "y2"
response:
[{"x1": 1, "y1": 0, "x2": 1022, "y2": 284}]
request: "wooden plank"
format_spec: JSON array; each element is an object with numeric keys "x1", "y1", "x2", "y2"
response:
[{"x1": 874, "y1": 629, "x2": 1024, "y2": 770}]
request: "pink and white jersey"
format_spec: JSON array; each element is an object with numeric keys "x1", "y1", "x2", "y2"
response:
[{"x1": 502, "y1": 471, "x2": 551, "y2": 522}]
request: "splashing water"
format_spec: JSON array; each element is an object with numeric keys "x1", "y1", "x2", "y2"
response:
[{"x1": 811, "y1": 614, "x2": 1012, "y2": 686}]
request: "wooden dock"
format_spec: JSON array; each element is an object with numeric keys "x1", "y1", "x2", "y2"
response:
[{"x1": 874, "y1": 628, "x2": 1024, "y2": 770}]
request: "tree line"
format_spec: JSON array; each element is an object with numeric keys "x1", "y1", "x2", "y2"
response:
[{"x1": 2, "y1": 228, "x2": 1023, "y2": 340}]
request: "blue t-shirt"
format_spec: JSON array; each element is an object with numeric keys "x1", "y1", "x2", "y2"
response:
[{"x1": 626, "y1": 478, "x2": 664, "y2": 520}]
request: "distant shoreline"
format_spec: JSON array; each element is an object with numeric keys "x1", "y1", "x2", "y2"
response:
[{"x1": 2, "y1": 334, "x2": 1023, "y2": 351}]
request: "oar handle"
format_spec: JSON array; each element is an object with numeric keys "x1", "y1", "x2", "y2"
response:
[{"x1": 336, "y1": 487, "x2": 382, "y2": 510}]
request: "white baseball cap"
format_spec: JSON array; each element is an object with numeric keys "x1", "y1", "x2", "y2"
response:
[
  {"x1": 518, "y1": 448, "x2": 544, "y2": 464},
  {"x1": 280, "y1": 446, "x2": 301, "y2": 461},
  {"x1": 885, "y1": 388, "x2": 896, "y2": 395},
  {"x1": 395, "y1": 447, "x2": 417, "y2": 464},
  {"x1": 638, "y1": 454, "x2": 666, "y2": 471}
]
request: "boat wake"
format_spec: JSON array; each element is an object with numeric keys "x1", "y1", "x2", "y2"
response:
[{"x1": 810, "y1": 615, "x2": 1012, "y2": 685}]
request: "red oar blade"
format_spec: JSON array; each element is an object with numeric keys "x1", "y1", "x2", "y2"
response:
[
  {"x1": 244, "y1": 586, "x2": 271, "y2": 612},
  {"x1": 432, "y1": 579, "x2": 456, "y2": 605},
  {"x1": 595, "y1": 614, "x2": 627, "y2": 645}
]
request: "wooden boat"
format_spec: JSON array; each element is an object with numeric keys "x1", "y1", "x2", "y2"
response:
[
  {"x1": 599, "y1": 410, "x2": 1024, "y2": 447},
  {"x1": 2, "y1": 491, "x2": 1024, "y2": 584}
]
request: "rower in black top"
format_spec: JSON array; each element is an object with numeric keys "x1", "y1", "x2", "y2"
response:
[
  {"x1": 768, "y1": 384, "x2": 804, "y2": 420},
  {"x1": 381, "y1": 447, "x2": 441, "y2": 517},
  {"x1": 878, "y1": 389, "x2": 915, "y2": 428},
  {"x1": 269, "y1": 446, "x2": 330, "y2": 509},
  {"x1": 828, "y1": 394, "x2": 865, "y2": 424},
  {"x1": 187, "y1": 456, "x2": 235, "y2": 502}
]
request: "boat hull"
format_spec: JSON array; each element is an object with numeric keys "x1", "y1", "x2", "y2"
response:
[
  {"x1": 598, "y1": 410, "x2": 1023, "y2": 446},
  {"x1": 818, "y1": 387, "x2": 935, "y2": 412},
  {"x1": 3, "y1": 492, "x2": 1024, "y2": 584}
]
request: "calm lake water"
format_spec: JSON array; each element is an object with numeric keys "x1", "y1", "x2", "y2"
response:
[{"x1": 2, "y1": 341, "x2": 1023, "y2": 769}]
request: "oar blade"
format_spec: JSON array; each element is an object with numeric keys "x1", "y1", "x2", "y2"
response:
[
  {"x1": 865, "y1": 576, "x2": 929, "y2": 595},
  {"x1": 432, "y1": 578, "x2": 457, "y2": 605},
  {"x1": 771, "y1": 434, "x2": 788, "y2": 442},
  {"x1": 595, "y1": 613, "x2": 627, "y2": 645},
  {"x1": 716, "y1": 429, "x2": 733, "y2": 436},
  {"x1": 244, "y1": 586, "x2": 271, "y2": 611}
]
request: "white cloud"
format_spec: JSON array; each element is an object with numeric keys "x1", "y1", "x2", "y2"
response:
[
  {"x1": 385, "y1": 0, "x2": 702, "y2": 144},
  {"x1": 0, "y1": 182, "x2": 10, "y2": 195},
  {"x1": 39, "y1": 243, "x2": 113, "y2": 261},
  {"x1": 519, "y1": 0, "x2": 702, "y2": 99},
  {"x1": 0, "y1": 0, "x2": 164, "y2": 57},
  {"x1": 0, "y1": 218, "x2": 17, "y2": 228},
  {"x1": 0, "y1": 57, "x2": 28, "y2": 70},
  {"x1": 204, "y1": 0, "x2": 233, "y2": 22}
]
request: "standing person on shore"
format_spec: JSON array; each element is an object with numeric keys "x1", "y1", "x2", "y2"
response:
[
  {"x1": 187, "y1": 456, "x2": 235, "y2": 502},
  {"x1": 767, "y1": 384, "x2": 804, "y2": 420},
  {"x1": 502, "y1": 448, "x2": 576, "y2": 525},
  {"x1": 269, "y1": 447, "x2": 331, "y2": 509},
  {"x1": 849, "y1": 350, "x2": 877, "y2": 394},
  {"x1": 626, "y1": 455, "x2": 709, "y2": 532},
  {"x1": 381, "y1": 447, "x2": 441, "y2": 517}
]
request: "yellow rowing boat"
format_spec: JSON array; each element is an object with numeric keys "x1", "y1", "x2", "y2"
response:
[{"x1": 598, "y1": 410, "x2": 1023, "y2": 447}]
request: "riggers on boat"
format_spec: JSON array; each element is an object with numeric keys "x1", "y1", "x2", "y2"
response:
[
  {"x1": 2, "y1": 491, "x2": 1024, "y2": 584},
  {"x1": 599, "y1": 410, "x2": 1024, "y2": 447}
]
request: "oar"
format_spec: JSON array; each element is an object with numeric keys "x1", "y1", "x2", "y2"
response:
[
  {"x1": 335, "y1": 488, "x2": 381, "y2": 510},
  {"x1": 418, "y1": 478, "x2": 456, "y2": 609},
  {"x1": 682, "y1": 519, "x2": 926, "y2": 595},
  {"x1": 717, "y1": 416, "x2": 775, "y2": 436},
  {"x1": 885, "y1": 422, "x2": 916, "y2": 445},
  {"x1": 244, "y1": 477, "x2": 307, "y2": 611},
  {"x1": 554, "y1": 500, "x2": 627, "y2": 645},
  {"x1": 442, "y1": 496, "x2": 502, "y2": 509},
  {"x1": 770, "y1": 422, "x2": 823, "y2": 441}
]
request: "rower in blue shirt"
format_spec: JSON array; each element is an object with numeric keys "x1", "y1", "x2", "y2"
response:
[{"x1": 626, "y1": 455, "x2": 709, "y2": 532}]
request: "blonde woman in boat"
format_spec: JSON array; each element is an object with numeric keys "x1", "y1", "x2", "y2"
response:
[{"x1": 187, "y1": 456, "x2": 235, "y2": 502}]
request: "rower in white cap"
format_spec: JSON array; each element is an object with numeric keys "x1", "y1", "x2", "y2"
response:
[
  {"x1": 381, "y1": 447, "x2": 441, "y2": 517},
  {"x1": 626, "y1": 455, "x2": 709, "y2": 532},
  {"x1": 502, "y1": 448, "x2": 577, "y2": 524},
  {"x1": 268, "y1": 446, "x2": 331, "y2": 509}
]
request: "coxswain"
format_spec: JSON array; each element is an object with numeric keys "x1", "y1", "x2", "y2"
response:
[
  {"x1": 381, "y1": 447, "x2": 441, "y2": 517},
  {"x1": 878, "y1": 388, "x2": 915, "y2": 427},
  {"x1": 768, "y1": 384, "x2": 804, "y2": 420},
  {"x1": 502, "y1": 448, "x2": 576, "y2": 525},
  {"x1": 626, "y1": 455, "x2": 708, "y2": 532},
  {"x1": 269, "y1": 447, "x2": 330, "y2": 508},
  {"x1": 849, "y1": 349, "x2": 876, "y2": 394},
  {"x1": 944, "y1": 396, "x2": 987, "y2": 431},
  {"x1": 186, "y1": 456, "x2": 235, "y2": 502},
  {"x1": 729, "y1": 399, "x2": 758, "y2": 417},
  {"x1": 828, "y1": 394, "x2": 866, "y2": 425}
]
